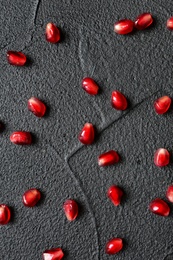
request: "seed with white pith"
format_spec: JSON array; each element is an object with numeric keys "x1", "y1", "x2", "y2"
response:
[
  {"x1": 45, "y1": 23, "x2": 61, "y2": 43},
  {"x1": 154, "y1": 148, "x2": 170, "y2": 167},
  {"x1": 114, "y1": 20, "x2": 134, "y2": 35},
  {"x1": 63, "y1": 199, "x2": 78, "y2": 221},
  {"x1": 98, "y1": 150, "x2": 120, "y2": 166}
]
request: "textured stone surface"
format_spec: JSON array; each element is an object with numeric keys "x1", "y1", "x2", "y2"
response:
[{"x1": 0, "y1": 0, "x2": 173, "y2": 259}]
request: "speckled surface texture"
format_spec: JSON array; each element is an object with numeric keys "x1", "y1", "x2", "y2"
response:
[{"x1": 0, "y1": 0, "x2": 173, "y2": 259}]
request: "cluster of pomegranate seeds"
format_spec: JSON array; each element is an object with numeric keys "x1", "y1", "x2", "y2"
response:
[
  {"x1": 22, "y1": 189, "x2": 41, "y2": 207},
  {"x1": 154, "y1": 95, "x2": 171, "y2": 114},
  {"x1": 167, "y1": 17, "x2": 173, "y2": 30},
  {"x1": 43, "y1": 248, "x2": 64, "y2": 260},
  {"x1": 98, "y1": 150, "x2": 120, "y2": 166},
  {"x1": 149, "y1": 198, "x2": 170, "y2": 217},
  {"x1": 63, "y1": 199, "x2": 78, "y2": 221},
  {"x1": 111, "y1": 91, "x2": 128, "y2": 110},
  {"x1": 82, "y1": 77, "x2": 99, "y2": 95},
  {"x1": 134, "y1": 13, "x2": 153, "y2": 30},
  {"x1": 10, "y1": 131, "x2": 32, "y2": 145},
  {"x1": 107, "y1": 185, "x2": 123, "y2": 206},
  {"x1": 28, "y1": 97, "x2": 46, "y2": 117},
  {"x1": 45, "y1": 23, "x2": 61, "y2": 43},
  {"x1": 0, "y1": 204, "x2": 11, "y2": 225},
  {"x1": 7, "y1": 51, "x2": 27, "y2": 66},
  {"x1": 154, "y1": 148, "x2": 170, "y2": 167},
  {"x1": 105, "y1": 238, "x2": 123, "y2": 255},
  {"x1": 166, "y1": 185, "x2": 173, "y2": 203},
  {"x1": 78, "y1": 123, "x2": 95, "y2": 145}
]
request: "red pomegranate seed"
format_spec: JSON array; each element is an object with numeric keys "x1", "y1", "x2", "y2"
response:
[
  {"x1": 22, "y1": 188, "x2": 41, "y2": 207},
  {"x1": 45, "y1": 23, "x2": 61, "y2": 43},
  {"x1": 10, "y1": 131, "x2": 32, "y2": 145},
  {"x1": 111, "y1": 91, "x2": 128, "y2": 110},
  {"x1": 166, "y1": 185, "x2": 173, "y2": 203},
  {"x1": 149, "y1": 198, "x2": 170, "y2": 216},
  {"x1": 78, "y1": 123, "x2": 95, "y2": 145},
  {"x1": 154, "y1": 96, "x2": 171, "y2": 114},
  {"x1": 134, "y1": 13, "x2": 153, "y2": 30},
  {"x1": 154, "y1": 148, "x2": 170, "y2": 167},
  {"x1": 0, "y1": 204, "x2": 11, "y2": 225},
  {"x1": 106, "y1": 238, "x2": 123, "y2": 255},
  {"x1": 82, "y1": 77, "x2": 99, "y2": 95},
  {"x1": 28, "y1": 97, "x2": 46, "y2": 117},
  {"x1": 63, "y1": 199, "x2": 78, "y2": 221},
  {"x1": 98, "y1": 150, "x2": 120, "y2": 167},
  {"x1": 43, "y1": 248, "x2": 64, "y2": 260},
  {"x1": 167, "y1": 17, "x2": 173, "y2": 30},
  {"x1": 114, "y1": 19, "x2": 134, "y2": 35},
  {"x1": 7, "y1": 51, "x2": 27, "y2": 66},
  {"x1": 107, "y1": 185, "x2": 123, "y2": 206}
]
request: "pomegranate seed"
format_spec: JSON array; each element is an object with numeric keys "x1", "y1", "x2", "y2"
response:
[
  {"x1": 114, "y1": 19, "x2": 134, "y2": 35},
  {"x1": 45, "y1": 23, "x2": 61, "y2": 43},
  {"x1": 10, "y1": 131, "x2": 32, "y2": 145},
  {"x1": 98, "y1": 150, "x2": 120, "y2": 167},
  {"x1": 149, "y1": 198, "x2": 170, "y2": 216},
  {"x1": 43, "y1": 248, "x2": 64, "y2": 260},
  {"x1": 78, "y1": 123, "x2": 95, "y2": 145},
  {"x1": 107, "y1": 185, "x2": 123, "y2": 206},
  {"x1": 28, "y1": 97, "x2": 46, "y2": 117},
  {"x1": 154, "y1": 96, "x2": 171, "y2": 114},
  {"x1": 111, "y1": 91, "x2": 128, "y2": 110},
  {"x1": 106, "y1": 238, "x2": 123, "y2": 255},
  {"x1": 0, "y1": 204, "x2": 11, "y2": 225},
  {"x1": 166, "y1": 185, "x2": 173, "y2": 203},
  {"x1": 154, "y1": 148, "x2": 170, "y2": 167},
  {"x1": 22, "y1": 188, "x2": 41, "y2": 207},
  {"x1": 63, "y1": 199, "x2": 78, "y2": 221},
  {"x1": 82, "y1": 77, "x2": 99, "y2": 95},
  {"x1": 134, "y1": 13, "x2": 153, "y2": 30},
  {"x1": 7, "y1": 51, "x2": 27, "y2": 66},
  {"x1": 167, "y1": 17, "x2": 173, "y2": 30}
]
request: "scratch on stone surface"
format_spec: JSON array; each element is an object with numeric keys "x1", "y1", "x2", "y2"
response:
[{"x1": 33, "y1": 0, "x2": 41, "y2": 25}]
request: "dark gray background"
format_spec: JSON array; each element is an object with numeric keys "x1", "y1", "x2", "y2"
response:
[{"x1": 0, "y1": 0, "x2": 173, "y2": 259}]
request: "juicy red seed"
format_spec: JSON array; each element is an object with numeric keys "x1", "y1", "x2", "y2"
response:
[
  {"x1": 22, "y1": 189, "x2": 41, "y2": 207},
  {"x1": 111, "y1": 91, "x2": 128, "y2": 110},
  {"x1": 0, "y1": 204, "x2": 11, "y2": 225},
  {"x1": 63, "y1": 199, "x2": 78, "y2": 221},
  {"x1": 154, "y1": 96, "x2": 171, "y2": 114},
  {"x1": 98, "y1": 150, "x2": 120, "y2": 167},
  {"x1": 82, "y1": 77, "x2": 99, "y2": 95},
  {"x1": 154, "y1": 148, "x2": 170, "y2": 167},
  {"x1": 7, "y1": 51, "x2": 27, "y2": 66},
  {"x1": 106, "y1": 238, "x2": 123, "y2": 255},
  {"x1": 149, "y1": 198, "x2": 170, "y2": 216},
  {"x1": 167, "y1": 17, "x2": 173, "y2": 30},
  {"x1": 43, "y1": 248, "x2": 64, "y2": 260},
  {"x1": 166, "y1": 185, "x2": 173, "y2": 203},
  {"x1": 134, "y1": 13, "x2": 153, "y2": 30},
  {"x1": 10, "y1": 131, "x2": 32, "y2": 145},
  {"x1": 45, "y1": 23, "x2": 61, "y2": 43},
  {"x1": 114, "y1": 19, "x2": 134, "y2": 35},
  {"x1": 28, "y1": 97, "x2": 46, "y2": 117},
  {"x1": 78, "y1": 123, "x2": 95, "y2": 145},
  {"x1": 107, "y1": 185, "x2": 123, "y2": 206}
]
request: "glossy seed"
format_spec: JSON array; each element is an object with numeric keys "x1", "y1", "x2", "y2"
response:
[
  {"x1": 106, "y1": 238, "x2": 123, "y2": 255},
  {"x1": 114, "y1": 19, "x2": 134, "y2": 35},
  {"x1": 154, "y1": 148, "x2": 170, "y2": 167},
  {"x1": 111, "y1": 91, "x2": 128, "y2": 110},
  {"x1": 43, "y1": 248, "x2": 64, "y2": 260},
  {"x1": 45, "y1": 23, "x2": 61, "y2": 43},
  {"x1": 78, "y1": 123, "x2": 95, "y2": 145},
  {"x1": 22, "y1": 188, "x2": 41, "y2": 207},
  {"x1": 63, "y1": 199, "x2": 78, "y2": 221},
  {"x1": 166, "y1": 185, "x2": 173, "y2": 203},
  {"x1": 7, "y1": 51, "x2": 27, "y2": 66},
  {"x1": 149, "y1": 198, "x2": 170, "y2": 216},
  {"x1": 10, "y1": 131, "x2": 32, "y2": 145},
  {"x1": 154, "y1": 96, "x2": 171, "y2": 114},
  {"x1": 98, "y1": 150, "x2": 120, "y2": 167},
  {"x1": 167, "y1": 17, "x2": 173, "y2": 30},
  {"x1": 107, "y1": 185, "x2": 123, "y2": 206},
  {"x1": 28, "y1": 97, "x2": 46, "y2": 117},
  {"x1": 0, "y1": 204, "x2": 11, "y2": 225},
  {"x1": 134, "y1": 13, "x2": 153, "y2": 30},
  {"x1": 82, "y1": 77, "x2": 99, "y2": 95}
]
